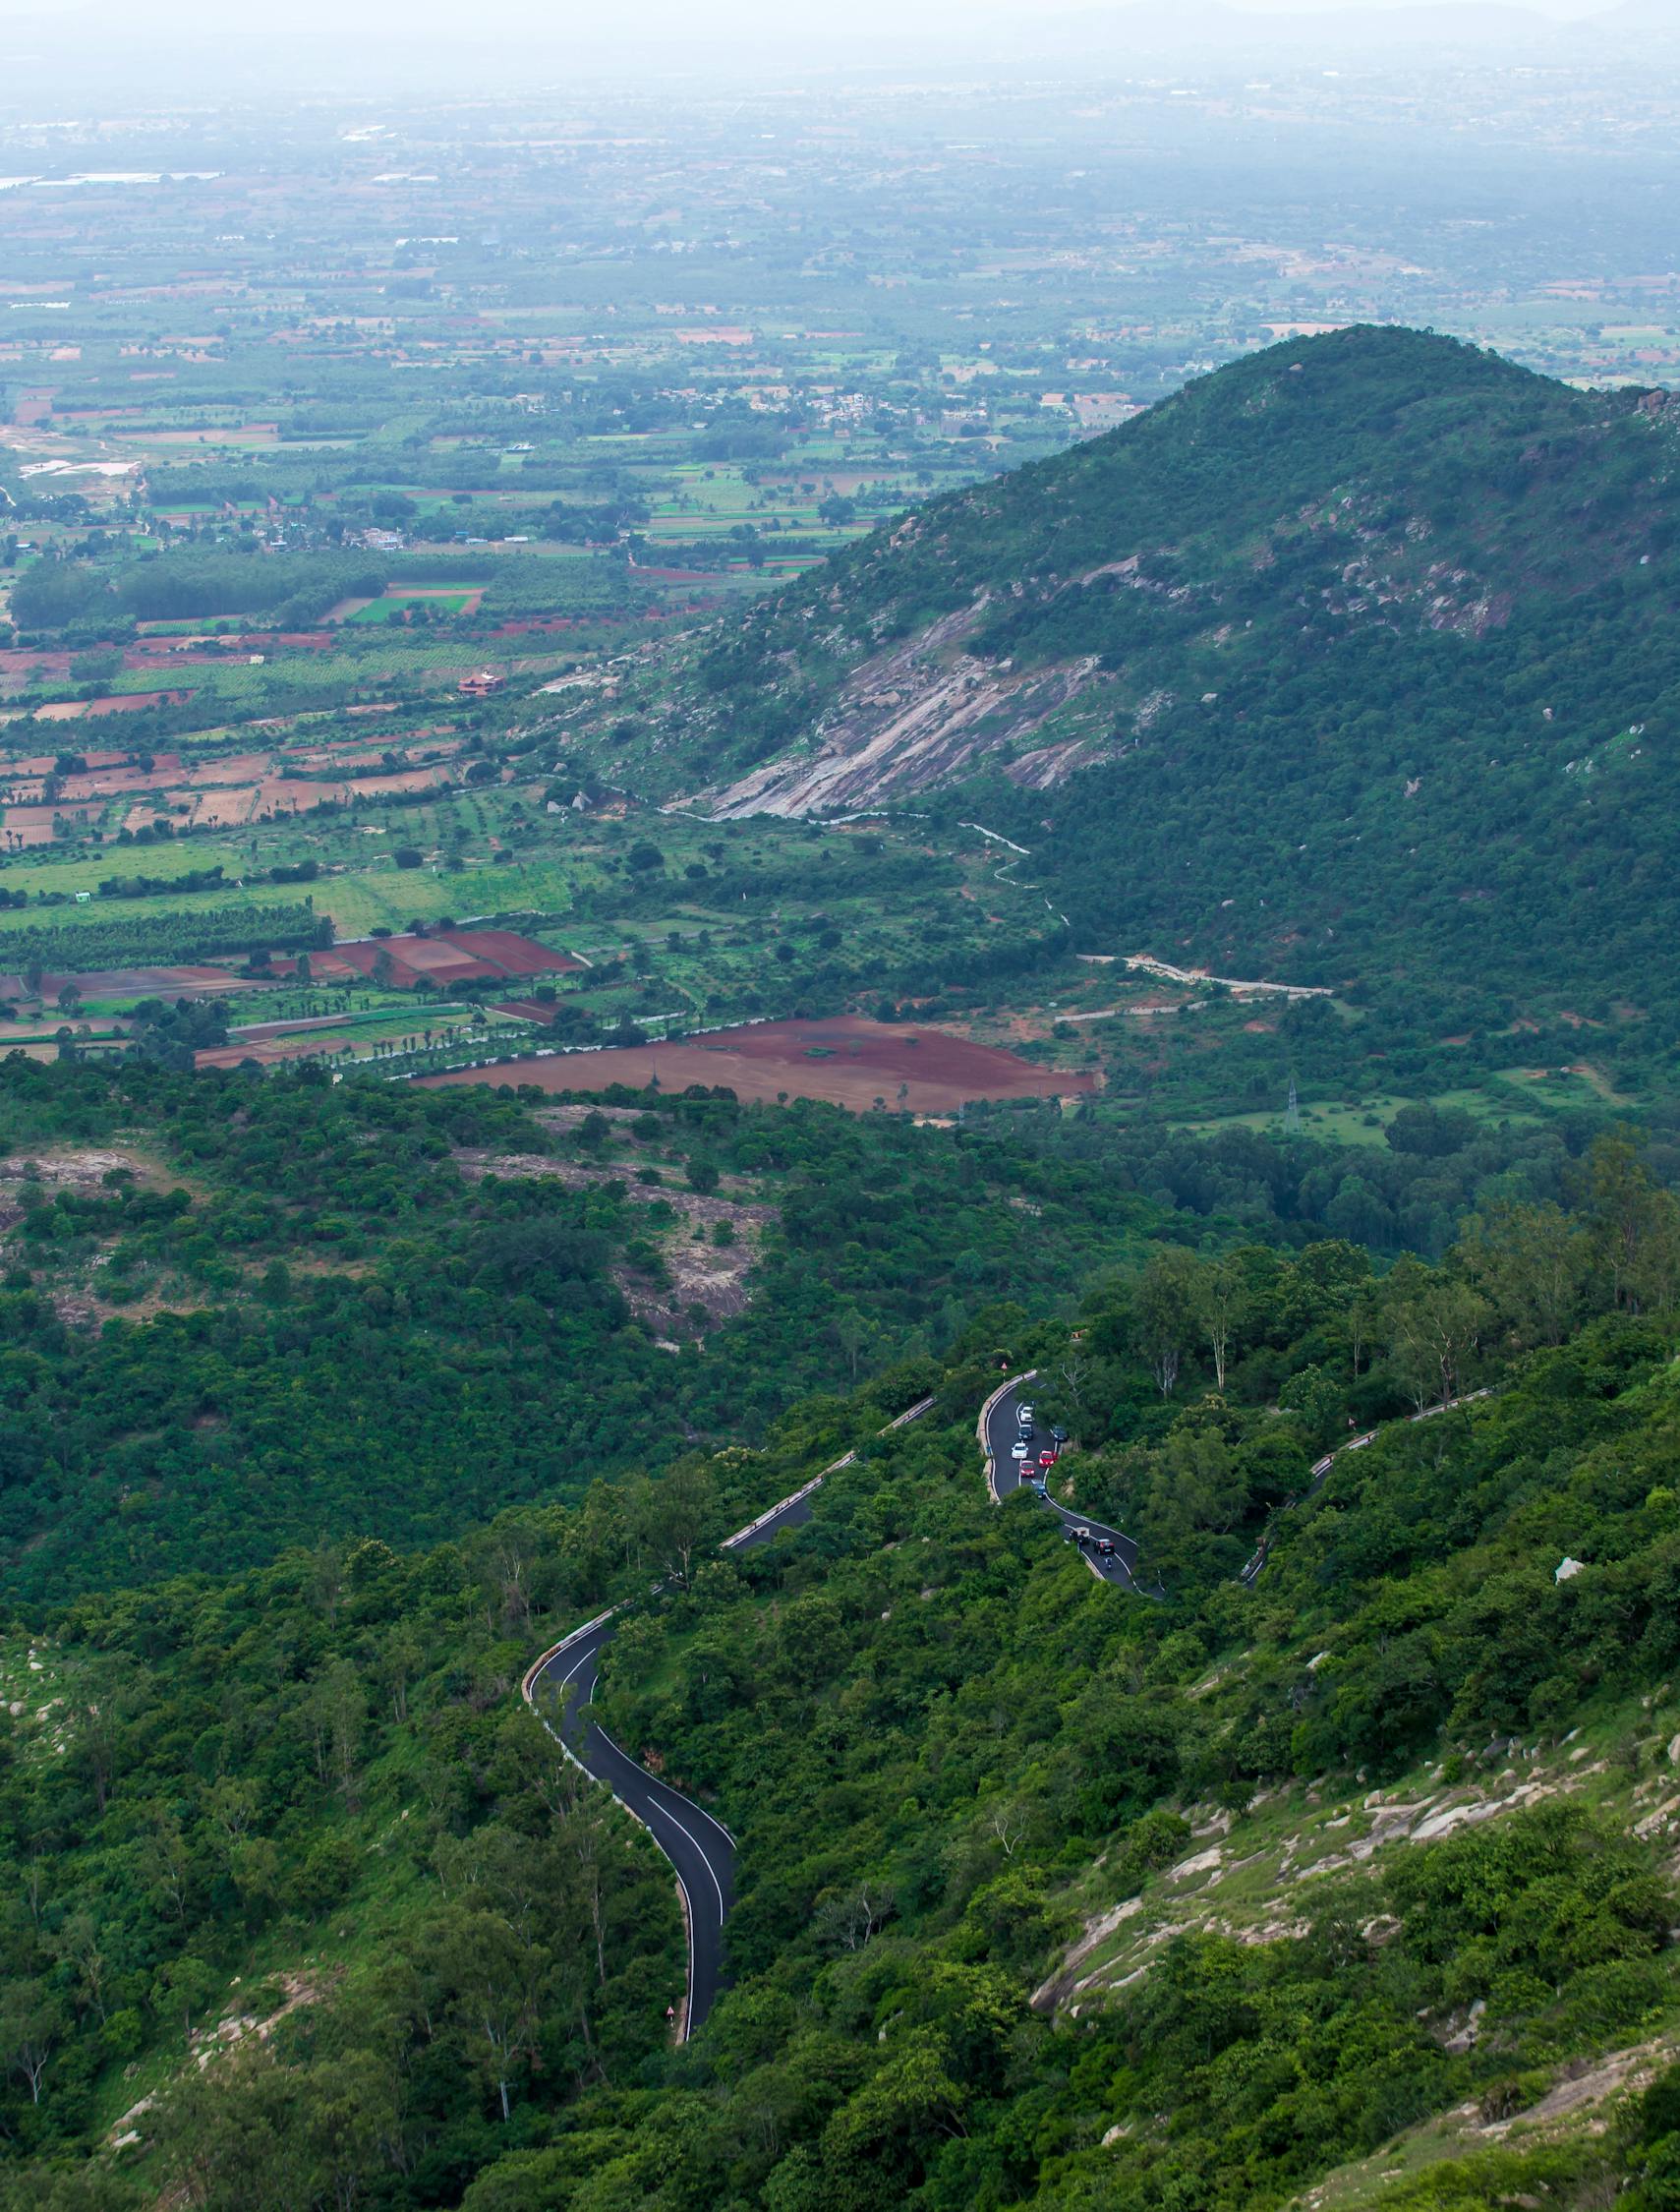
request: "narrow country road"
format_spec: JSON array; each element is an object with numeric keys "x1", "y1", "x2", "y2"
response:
[{"x1": 521, "y1": 1394, "x2": 935, "y2": 2040}]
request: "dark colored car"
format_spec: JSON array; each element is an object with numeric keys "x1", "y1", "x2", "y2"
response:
[
  {"x1": 1051, "y1": 1426, "x2": 1068, "y2": 1443},
  {"x1": 1095, "y1": 1537, "x2": 1116, "y2": 1558}
]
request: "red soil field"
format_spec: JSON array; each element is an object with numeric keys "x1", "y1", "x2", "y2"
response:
[
  {"x1": 50, "y1": 758, "x2": 188, "y2": 799},
  {"x1": 276, "y1": 929, "x2": 583, "y2": 991},
  {"x1": 419, "y1": 1016, "x2": 1097, "y2": 1115},
  {"x1": 169, "y1": 786, "x2": 246, "y2": 828},
  {"x1": 3, "y1": 750, "x2": 137, "y2": 776},
  {"x1": 284, "y1": 741, "x2": 463, "y2": 776},
  {"x1": 445, "y1": 929, "x2": 584, "y2": 975},
  {"x1": 195, "y1": 1034, "x2": 344, "y2": 1070},
  {"x1": 0, "y1": 810, "x2": 84, "y2": 846},
  {"x1": 135, "y1": 759, "x2": 458, "y2": 830},
  {"x1": 33, "y1": 691, "x2": 194, "y2": 720},
  {"x1": 172, "y1": 752, "x2": 277, "y2": 786},
  {"x1": 0, "y1": 649, "x2": 76, "y2": 680}
]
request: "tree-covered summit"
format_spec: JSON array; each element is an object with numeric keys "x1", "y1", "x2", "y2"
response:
[
  {"x1": 576, "y1": 325, "x2": 1680, "y2": 1023},
  {"x1": 700, "y1": 324, "x2": 1669, "y2": 659},
  {"x1": 741, "y1": 322, "x2": 1649, "y2": 641}
]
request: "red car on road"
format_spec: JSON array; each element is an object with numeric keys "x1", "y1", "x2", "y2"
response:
[{"x1": 1038, "y1": 1450, "x2": 1057, "y2": 1468}]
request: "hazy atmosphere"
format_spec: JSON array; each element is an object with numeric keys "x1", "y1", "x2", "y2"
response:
[
  {"x1": 5, "y1": 0, "x2": 1680, "y2": 2207},
  {"x1": 7, "y1": 0, "x2": 1676, "y2": 90}
]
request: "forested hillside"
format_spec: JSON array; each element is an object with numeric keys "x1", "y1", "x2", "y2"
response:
[
  {"x1": 0, "y1": 1055, "x2": 1179, "y2": 1596},
  {"x1": 585, "y1": 325, "x2": 1680, "y2": 1016},
  {"x1": 0, "y1": 1051, "x2": 1640, "y2": 1597},
  {"x1": 5, "y1": 1152, "x2": 1680, "y2": 2211}
]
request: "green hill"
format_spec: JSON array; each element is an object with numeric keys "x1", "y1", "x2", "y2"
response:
[
  {"x1": 592, "y1": 326, "x2": 1680, "y2": 1020},
  {"x1": 8, "y1": 1149, "x2": 1680, "y2": 2212}
]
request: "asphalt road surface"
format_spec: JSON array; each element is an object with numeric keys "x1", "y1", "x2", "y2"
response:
[
  {"x1": 528, "y1": 1614, "x2": 735, "y2": 2041},
  {"x1": 526, "y1": 1375, "x2": 1487, "y2": 2041},
  {"x1": 984, "y1": 1379, "x2": 1141, "y2": 1590},
  {"x1": 523, "y1": 1394, "x2": 935, "y2": 2041}
]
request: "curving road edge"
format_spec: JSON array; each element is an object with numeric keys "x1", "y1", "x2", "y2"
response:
[
  {"x1": 1238, "y1": 1385, "x2": 1494, "y2": 1583},
  {"x1": 981, "y1": 1371, "x2": 1143, "y2": 1591},
  {"x1": 984, "y1": 1371, "x2": 1494, "y2": 1597},
  {"x1": 522, "y1": 1394, "x2": 936, "y2": 2041},
  {"x1": 521, "y1": 1373, "x2": 1485, "y2": 2038}
]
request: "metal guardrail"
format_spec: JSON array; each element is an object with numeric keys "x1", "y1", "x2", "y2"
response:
[
  {"x1": 977, "y1": 1368, "x2": 1036, "y2": 1504},
  {"x1": 1239, "y1": 1387, "x2": 1496, "y2": 1586}
]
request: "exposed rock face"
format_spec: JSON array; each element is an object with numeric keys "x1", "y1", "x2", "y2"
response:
[{"x1": 700, "y1": 606, "x2": 1102, "y2": 818}]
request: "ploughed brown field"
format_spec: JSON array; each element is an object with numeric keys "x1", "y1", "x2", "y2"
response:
[
  {"x1": 275, "y1": 928, "x2": 585, "y2": 990},
  {"x1": 419, "y1": 1017, "x2": 1097, "y2": 1115},
  {"x1": 0, "y1": 962, "x2": 265, "y2": 1000}
]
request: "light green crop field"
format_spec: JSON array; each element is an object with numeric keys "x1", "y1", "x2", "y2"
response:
[
  {"x1": 309, "y1": 858, "x2": 584, "y2": 940},
  {"x1": 1173, "y1": 1085, "x2": 1552, "y2": 1148},
  {"x1": 5, "y1": 841, "x2": 257, "y2": 899},
  {"x1": 82, "y1": 639, "x2": 563, "y2": 708},
  {"x1": 136, "y1": 618, "x2": 248, "y2": 637},
  {"x1": 346, "y1": 593, "x2": 473, "y2": 623}
]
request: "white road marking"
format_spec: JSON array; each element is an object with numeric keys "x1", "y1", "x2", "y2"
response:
[
  {"x1": 545, "y1": 1632, "x2": 735, "y2": 1886},
  {"x1": 526, "y1": 1393, "x2": 939, "y2": 2034}
]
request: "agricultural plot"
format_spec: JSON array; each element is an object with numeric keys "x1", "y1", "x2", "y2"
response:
[
  {"x1": 343, "y1": 589, "x2": 482, "y2": 623},
  {"x1": 195, "y1": 1002, "x2": 520, "y2": 1070},
  {"x1": 284, "y1": 927, "x2": 583, "y2": 989},
  {"x1": 424, "y1": 1015, "x2": 1099, "y2": 1114},
  {"x1": 0, "y1": 960, "x2": 266, "y2": 1002}
]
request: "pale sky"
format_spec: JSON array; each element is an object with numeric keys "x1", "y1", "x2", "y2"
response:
[
  {"x1": 0, "y1": 0, "x2": 1652, "y2": 94},
  {"x1": 0, "y1": 0, "x2": 1635, "y2": 36}
]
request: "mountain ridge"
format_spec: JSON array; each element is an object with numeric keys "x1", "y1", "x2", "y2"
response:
[{"x1": 568, "y1": 326, "x2": 1680, "y2": 1009}]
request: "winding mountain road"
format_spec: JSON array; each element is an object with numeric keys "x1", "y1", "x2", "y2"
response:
[
  {"x1": 520, "y1": 1395, "x2": 935, "y2": 2040},
  {"x1": 1239, "y1": 1384, "x2": 1494, "y2": 1582},
  {"x1": 525, "y1": 1612, "x2": 736, "y2": 2040},
  {"x1": 525, "y1": 1368, "x2": 1494, "y2": 2038},
  {"x1": 979, "y1": 1372, "x2": 1142, "y2": 1590}
]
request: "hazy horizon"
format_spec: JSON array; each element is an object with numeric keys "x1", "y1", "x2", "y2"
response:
[{"x1": 1, "y1": 0, "x2": 1666, "y2": 95}]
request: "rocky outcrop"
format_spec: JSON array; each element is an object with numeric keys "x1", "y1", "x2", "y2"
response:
[{"x1": 699, "y1": 607, "x2": 1103, "y2": 818}]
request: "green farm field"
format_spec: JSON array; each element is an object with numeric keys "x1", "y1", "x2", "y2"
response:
[
  {"x1": 91, "y1": 640, "x2": 563, "y2": 707},
  {"x1": 1171, "y1": 1085, "x2": 1556, "y2": 1147},
  {"x1": 345, "y1": 592, "x2": 476, "y2": 623}
]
